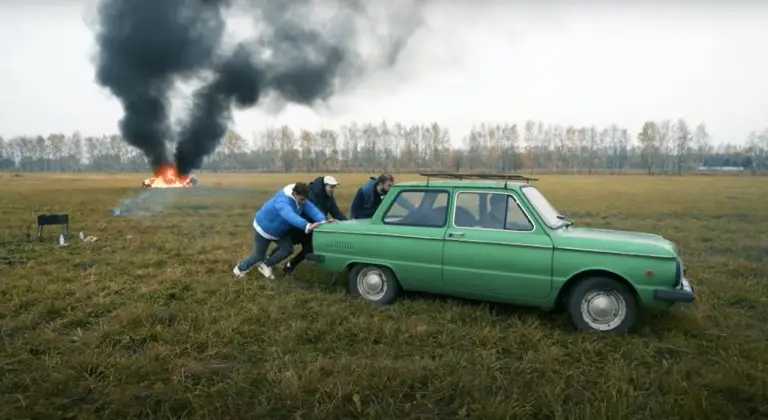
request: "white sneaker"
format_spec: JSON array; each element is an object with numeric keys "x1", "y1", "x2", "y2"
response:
[
  {"x1": 257, "y1": 263, "x2": 275, "y2": 280},
  {"x1": 233, "y1": 265, "x2": 248, "y2": 277}
]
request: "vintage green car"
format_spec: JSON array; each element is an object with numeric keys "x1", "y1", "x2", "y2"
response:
[{"x1": 306, "y1": 173, "x2": 694, "y2": 333}]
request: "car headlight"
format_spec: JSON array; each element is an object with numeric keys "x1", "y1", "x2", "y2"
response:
[{"x1": 675, "y1": 259, "x2": 683, "y2": 287}]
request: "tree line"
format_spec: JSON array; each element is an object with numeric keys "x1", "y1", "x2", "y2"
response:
[{"x1": 1, "y1": 119, "x2": 767, "y2": 174}]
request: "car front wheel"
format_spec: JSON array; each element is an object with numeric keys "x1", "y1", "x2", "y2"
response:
[
  {"x1": 566, "y1": 276, "x2": 638, "y2": 334},
  {"x1": 348, "y1": 264, "x2": 401, "y2": 306}
]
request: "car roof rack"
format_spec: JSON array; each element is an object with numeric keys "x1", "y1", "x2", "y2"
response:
[{"x1": 419, "y1": 172, "x2": 538, "y2": 188}]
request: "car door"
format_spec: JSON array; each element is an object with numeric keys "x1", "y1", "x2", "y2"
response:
[
  {"x1": 442, "y1": 189, "x2": 554, "y2": 300},
  {"x1": 366, "y1": 188, "x2": 451, "y2": 293}
]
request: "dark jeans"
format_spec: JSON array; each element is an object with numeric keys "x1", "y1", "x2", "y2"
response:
[
  {"x1": 236, "y1": 227, "x2": 294, "y2": 272},
  {"x1": 269, "y1": 227, "x2": 313, "y2": 268}
]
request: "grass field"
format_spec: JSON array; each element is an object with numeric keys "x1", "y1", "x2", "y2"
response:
[{"x1": 1, "y1": 172, "x2": 767, "y2": 419}]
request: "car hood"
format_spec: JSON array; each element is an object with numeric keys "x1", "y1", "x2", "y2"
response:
[{"x1": 551, "y1": 226, "x2": 678, "y2": 258}]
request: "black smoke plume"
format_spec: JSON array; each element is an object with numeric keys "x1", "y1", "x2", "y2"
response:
[
  {"x1": 93, "y1": 0, "x2": 428, "y2": 174},
  {"x1": 93, "y1": 0, "x2": 231, "y2": 169},
  {"x1": 174, "y1": 0, "x2": 348, "y2": 175},
  {"x1": 174, "y1": 45, "x2": 266, "y2": 174}
]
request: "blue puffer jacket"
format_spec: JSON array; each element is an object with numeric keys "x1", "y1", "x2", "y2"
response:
[{"x1": 254, "y1": 184, "x2": 326, "y2": 239}]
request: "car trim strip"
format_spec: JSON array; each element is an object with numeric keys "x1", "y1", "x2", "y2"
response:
[
  {"x1": 317, "y1": 229, "x2": 442, "y2": 241},
  {"x1": 317, "y1": 230, "x2": 551, "y2": 249},
  {"x1": 445, "y1": 237, "x2": 552, "y2": 249},
  {"x1": 554, "y1": 246, "x2": 674, "y2": 259}
]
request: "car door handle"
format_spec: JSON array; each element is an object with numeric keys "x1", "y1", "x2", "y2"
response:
[{"x1": 448, "y1": 232, "x2": 464, "y2": 238}]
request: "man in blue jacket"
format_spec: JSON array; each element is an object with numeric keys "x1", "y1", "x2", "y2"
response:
[
  {"x1": 350, "y1": 174, "x2": 394, "y2": 219},
  {"x1": 267, "y1": 175, "x2": 348, "y2": 275},
  {"x1": 233, "y1": 182, "x2": 327, "y2": 280}
]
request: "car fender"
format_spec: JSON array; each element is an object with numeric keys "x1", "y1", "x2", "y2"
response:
[
  {"x1": 344, "y1": 259, "x2": 399, "y2": 276},
  {"x1": 553, "y1": 267, "x2": 638, "y2": 310},
  {"x1": 553, "y1": 249, "x2": 676, "y2": 290}
]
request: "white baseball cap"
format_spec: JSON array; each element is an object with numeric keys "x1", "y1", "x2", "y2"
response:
[{"x1": 324, "y1": 175, "x2": 339, "y2": 186}]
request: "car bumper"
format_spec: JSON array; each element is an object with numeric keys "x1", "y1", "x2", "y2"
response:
[
  {"x1": 306, "y1": 253, "x2": 325, "y2": 263},
  {"x1": 653, "y1": 277, "x2": 695, "y2": 303}
]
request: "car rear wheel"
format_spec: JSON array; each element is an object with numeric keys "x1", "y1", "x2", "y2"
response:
[
  {"x1": 566, "y1": 276, "x2": 638, "y2": 334},
  {"x1": 348, "y1": 264, "x2": 401, "y2": 306}
]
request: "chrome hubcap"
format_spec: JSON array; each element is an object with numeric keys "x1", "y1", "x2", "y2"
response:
[
  {"x1": 580, "y1": 290, "x2": 626, "y2": 331},
  {"x1": 357, "y1": 268, "x2": 387, "y2": 301}
]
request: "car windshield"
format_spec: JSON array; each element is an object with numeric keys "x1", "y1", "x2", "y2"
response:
[{"x1": 521, "y1": 186, "x2": 565, "y2": 228}]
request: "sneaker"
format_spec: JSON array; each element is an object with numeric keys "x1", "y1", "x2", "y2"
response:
[
  {"x1": 282, "y1": 263, "x2": 294, "y2": 275},
  {"x1": 233, "y1": 265, "x2": 249, "y2": 277},
  {"x1": 257, "y1": 263, "x2": 275, "y2": 280}
]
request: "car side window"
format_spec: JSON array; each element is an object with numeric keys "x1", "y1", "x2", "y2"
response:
[
  {"x1": 504, "y1": 196, "x2": 534, "y2": 231},
  {"x1": 454, "y1": 192, "x2": 534, "y2": 231},
  {"x1": 382, "y1": 190, "x2": 449, "y2": 227}
]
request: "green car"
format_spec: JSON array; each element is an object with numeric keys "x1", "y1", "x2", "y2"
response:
[{"x1": 306, "y1": 173, "x2": 694, "y2": 333}]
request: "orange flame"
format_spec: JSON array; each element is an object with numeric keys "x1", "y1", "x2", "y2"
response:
[{"x1": 143, "y1": 164, "x2": 195, "y2": 188}]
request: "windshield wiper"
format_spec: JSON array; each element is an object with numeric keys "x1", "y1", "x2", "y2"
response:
[{"x1": 556, "y1": 214, "x2": 574, "y2": 228}]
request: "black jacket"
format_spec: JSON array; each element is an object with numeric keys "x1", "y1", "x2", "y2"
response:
[{"x1": 308, "y1": 176, "x2": 347, "y2": 220}]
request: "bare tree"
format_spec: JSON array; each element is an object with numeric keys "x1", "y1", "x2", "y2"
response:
[
  {"x1": 637, "y1": 121, "x2": 659, "y2": 175},
  {"x1": 655, "y1": 120, "x2": 672, "y2": 173},
  {"x1": 693, "y1": 123, "x2": 712, "y2": 168},
  {"x1": 523, "y1": 120, "x2": 537, "y2": 173},
  {"x1": 586, "y1": 126, "x2": 600, "y2": 174},
  {"x1": 673, "y1": 118, "x2": 692, "y2": 175}
]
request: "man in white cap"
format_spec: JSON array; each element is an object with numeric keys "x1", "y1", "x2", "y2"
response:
[
  {"x1": 308, "y1": 175, "x2": 347, "y2": 222},
  {"x1": 270, "y1": 175, "x2": 346, "y2": 275}
]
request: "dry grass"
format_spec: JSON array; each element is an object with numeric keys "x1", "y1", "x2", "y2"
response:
[{"x1": 1, "y1": 171, "x2": 767, "y2": 419}]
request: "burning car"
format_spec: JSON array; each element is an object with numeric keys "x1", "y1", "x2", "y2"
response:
[{"x1": 142, "y1": 164, "x2": 198, "y2": 188}]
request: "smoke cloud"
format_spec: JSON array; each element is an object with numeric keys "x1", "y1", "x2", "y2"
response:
[
  {"x1": 93, "y1": 0, "x2": 231, "y2": 169},
  {"x1": 93, "y1": 0, "x2": 428, "y2": 175}
]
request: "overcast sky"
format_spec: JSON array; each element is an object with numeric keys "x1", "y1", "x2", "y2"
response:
[{"x1": 1, "y1": 1, "x2": 766, "y2": 146}]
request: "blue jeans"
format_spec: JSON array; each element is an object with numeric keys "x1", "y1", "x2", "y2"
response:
[{"x1": 236, "y1": 227, "x2": 294, "y2": 272}]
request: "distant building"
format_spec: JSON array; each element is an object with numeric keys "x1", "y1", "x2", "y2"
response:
[{"x1": 697, "y1": 166, "x2": 745, "y2": 171}]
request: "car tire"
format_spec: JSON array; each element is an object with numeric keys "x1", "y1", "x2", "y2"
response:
[
  {"x1": 348, "y1": 264, "x2": 401, "y2": 306},
  {"x1": 566, "y1": 276, "x2": 638, "y2": 334}
]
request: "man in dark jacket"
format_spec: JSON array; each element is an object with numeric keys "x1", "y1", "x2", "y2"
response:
[
  {"x1": 269, "y1": 175, "x2": 346, "y2": 275},
  {"x1": 308, "y1": 175, "x2": 347, "y2": 221},
  {"x1": 350, "y1": 174, "x2": 394, "y2": 219}
]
